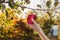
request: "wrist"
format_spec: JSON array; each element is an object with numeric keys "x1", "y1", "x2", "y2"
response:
[{"x1": 34, "y1": 24, "x2": 42, "y2": 32}]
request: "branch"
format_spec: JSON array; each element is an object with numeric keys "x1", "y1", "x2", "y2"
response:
[{"x1": 1, "y1": 1, "x2": 60, "y2": 11}]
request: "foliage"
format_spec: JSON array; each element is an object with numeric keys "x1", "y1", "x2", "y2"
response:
[
  {"x1": 0, "y1": 8, "x2": 35, "y2": 40},
  {"x1": 46, "y1": 0, "x2": 51, "y2": 8},
  {"x1": 54, "y1": 1, "x2": 59, "y2": 7},
  {"x1": 0, "y1": 0, "x2": 60, "y2": 40},
  {"x1": 43, "y1": 19, "x2": 54, "y2": 35}
]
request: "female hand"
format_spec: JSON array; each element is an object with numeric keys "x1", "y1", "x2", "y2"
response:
[
  {"x1": 27, "y1": 19, "x2": 41, "y2": 31},
  {"x1": 27, "y1": 19, "x2": 49, "y2": 40}
]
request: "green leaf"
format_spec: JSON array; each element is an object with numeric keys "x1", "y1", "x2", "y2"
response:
[
  {"x1": 0, "y1": 4, "x2": 2, "y2": 10},
  {"x1": 9, "y1": 2, "x2": 14, "y2": 9},
  {"x1": 54, "y1": 2, "x2": 59, "y2": 7},
  {"x1": 25, "y1": 0, "x2": 29, "y2": 2},
  {"x1": 25, "y1": 0, "x2": 30, "y2": 4},
  {"x1": 46, "y1": 1, "x2": 51, "y2": 8},
  {"x1": 0, "y1": 4, "x2": 3, "y2": 10},
  {"x1": 0, "y1": 0, "x2": 5, "y2": 2},
  {"x1": 9, "y1": 0, "x2": 14, "y2": 2},
  {"x1": 55, "y1": 0, "x2": 58, "y2": 2},
  {"x1": 1, "y1": 0, "x2": 5, "y2": 2},
  {"x1": 2, "y1": 4, "x2": 6, "y2": 11},
  {"x1": 5, "y1": 10, "x2": 9, "y2": 18},
  {"x1": 47, "y1": 12, "x2": 51, "y2": 16},
  {"x1": 37, "y1": 5, "x2": 41, "y2": 8}
]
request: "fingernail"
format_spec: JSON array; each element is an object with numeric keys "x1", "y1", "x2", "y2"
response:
[{"x1": 31, "y1": 19, "x2": 34, "y2": 21}]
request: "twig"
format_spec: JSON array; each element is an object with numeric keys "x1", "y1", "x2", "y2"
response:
[{"x1": 0, "y1": 1, "x2": 60, "y2": 11}]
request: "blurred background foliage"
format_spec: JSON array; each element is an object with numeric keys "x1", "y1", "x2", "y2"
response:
[{"x1": 0, "y1": 0, "x2": 60, "y2": 40}]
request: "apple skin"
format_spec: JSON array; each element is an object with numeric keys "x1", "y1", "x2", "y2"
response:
[{"x1": 27, "y1": 14, "x2": 36, "y2": 24}]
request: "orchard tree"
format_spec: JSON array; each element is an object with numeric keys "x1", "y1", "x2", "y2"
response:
[
  {"x1": 0, "y1": 0, "x2": 35, "y2": 40},
  {"x1": 34, "y1": 0, "x2": 60, "y2": 35},
  {"x1": 0, "y1": 0, "x2": 60, "y2": 40}
]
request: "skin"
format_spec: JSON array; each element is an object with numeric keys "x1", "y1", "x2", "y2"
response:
[{"x1": 27, "y1": 19, "x2": 49, "y2": 40}]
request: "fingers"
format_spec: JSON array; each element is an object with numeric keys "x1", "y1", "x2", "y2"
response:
[
  {"x1": 31, "y1": 19, "x2": 37, "y2": 25},
  {"x1": 27, "y1": 19, "x2": 39, "y2": 30}
]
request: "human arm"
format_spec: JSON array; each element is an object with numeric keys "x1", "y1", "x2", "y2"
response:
[{"x1": 28, "y1": 19, "x2": 49, "y2": 40}]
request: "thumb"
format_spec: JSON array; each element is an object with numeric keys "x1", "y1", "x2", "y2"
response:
[{"x1": 31, "y1": 19, "x2": 37, "y2": 24}]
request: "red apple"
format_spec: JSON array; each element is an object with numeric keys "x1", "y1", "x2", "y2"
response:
[{"x1": 27, "y1": 13, "x2": 36, "y2": 24}]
